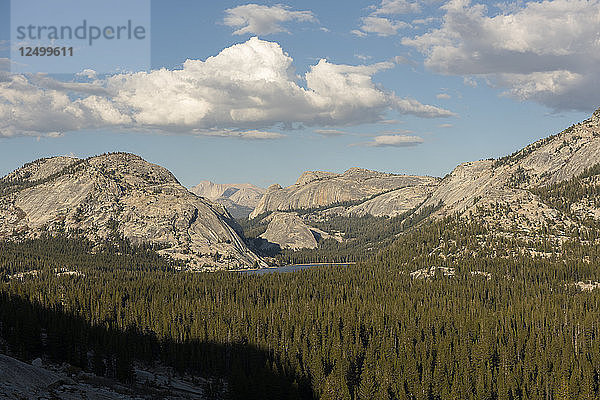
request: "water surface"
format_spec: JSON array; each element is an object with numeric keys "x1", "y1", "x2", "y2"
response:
[{"x1": 240, "y1": 263, "x2": 352, "y2": 275}]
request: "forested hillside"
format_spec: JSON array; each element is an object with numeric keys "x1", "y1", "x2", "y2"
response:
[
  {"x1": 3, "y1": 113, "x2": 600, "y2": 399},
  {"x1": 2, "y1": 215, "x2": 600, "y2": 399}
]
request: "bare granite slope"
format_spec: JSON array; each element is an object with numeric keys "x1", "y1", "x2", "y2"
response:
[
  {"x1": 0, "y1": 353, "x2": 206, "y2": 399},
  {"x1": 259, "y1": 212, "x2": 318, "y2": 250},
  {"x1": 0, "y1": 153, "x2": 264, "y2": 270},
  {"x1": 250, "y1": 167, "x2": 439, "y2": 218},
  {"x1": 249, "y1": 108, "x2": 600, "y2": 250},
  {"x1": 415, "y1": 108, "x2": 600, "y2": 231}
]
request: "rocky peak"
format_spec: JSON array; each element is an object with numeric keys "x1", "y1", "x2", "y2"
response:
[
  {"x1": 259, "y1": 212, "x2": 318, "y2": 250},
  {"x1": 295, "y1": 171, "x2": 338, "y2": 186},
  {"x1": 190, "y1": 180, "x2": 266, "y2": 219},
  {"x1": 341, "y1": 167, "x2": 394, "y2": 181},
  {"x1": 2, "y1": 156, "x2": 79, "y2": 183},
  {"x1": 587, "y1": 107, "x2": 600, "y2": 126},
  {"x1": 87, "y1": 153, "x2": 180, "y2": 186},
  {"x1": 342, "y1": 167, "x2": 371, "y2": 175},
  {"x1": 0, "y1": 154, "x2": 264, "y2": 270},
  {"x1": 250, "y1": 166, "x2": 438, "y2": 218}
]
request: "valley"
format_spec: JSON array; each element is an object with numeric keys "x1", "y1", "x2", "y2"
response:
[{"x1": 2, "y1": 109, "x2": 600, "y2": 399}]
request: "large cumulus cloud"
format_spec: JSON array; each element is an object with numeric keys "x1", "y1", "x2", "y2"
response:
[{"x1": 0, "y1": 37, "x2": 453, "y2": 138}]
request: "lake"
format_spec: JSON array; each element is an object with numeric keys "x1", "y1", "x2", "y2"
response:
[{"x1": 240, "y1": 263, "x2": 353, "y2": 275}]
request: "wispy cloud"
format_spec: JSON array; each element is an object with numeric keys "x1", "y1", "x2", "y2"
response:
[
  {"x1": 371, "y1": 0, "x2": 421, "y2": 15},
  {"x1": 391, "y1": 55, "x2": 417, "y2": 67},
  {"x1": 0, "y1": 58, "x2": 10, "y2": 72},
  {"x1": 436, "y1": 93, "x2": 451, "y2": 100},
  {"x1": 355, "y1": 54, "x2": 372, "y2": 62},
  {"x1": 381, "y1": 128, "x2": 414, "y2": 134},
  {"x1": 354, "y1": 0, "x2": 419, "y2": 36},
  {"x1": 463, "y1": 77, "x2": 478, "y2": 88},
  {"x1": 201, "y1": 130, "x2": 286, "y2": 140},
  {"x1": 412, "y1": 17, "x2": 438, "y2": 26},
  {"x1": 353, "y1": 134, "x2": 424, "y2": 147},
  {"x1": 315, "y1": 129, "x2": 346, "y2": 136},
  {"x1": 350, "y1": 29, "x2": 368, "y2": 37},
  {"x1": 355, "y1": 16, "x2": 410, "y2": 36}
]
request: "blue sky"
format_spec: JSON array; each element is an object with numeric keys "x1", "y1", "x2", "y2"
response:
[{"x1": 0, "y1": 0, "x2": 596, "y2": 187}]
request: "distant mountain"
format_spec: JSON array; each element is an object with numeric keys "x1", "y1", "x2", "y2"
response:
[
  {"x1": 246, "y1": 168, "x2": 438, "y2": 250},
  {"x1": 248, "y1": 108, "x2": 600, "y2": 252},
  {"x1": 250, "y1": 167, "x2": 439, "y2": 218},
  {"x1": 190, "y1": 181, "x2": 265, "y2": 219},
  {"x1": 0, "y1": 153, "x2": 264, "y2": 270}
]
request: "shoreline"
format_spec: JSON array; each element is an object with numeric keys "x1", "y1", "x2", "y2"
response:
[{"x1": 229, "y1": 262, "x2": 356, "y2": 273}]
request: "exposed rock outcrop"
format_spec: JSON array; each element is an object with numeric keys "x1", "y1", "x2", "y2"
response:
[
  {"x1": 0, "y1": 353, "x2": 205, "y2": 399},
  {"x1": 0, "y1": 153, "x2": 264, "y2": 270},
  {"x1": 345, "y1": 184, "x2": 436, "y2": 217},
  {"x1": 259, "y1": 212, "x2": 318, "y2": 250},
  {"x1": 414, "y1": 108, "x2": 600, "y2": 231},
  {"x1": 250, "y1": 168, "x2": 439, "y2": 218}
]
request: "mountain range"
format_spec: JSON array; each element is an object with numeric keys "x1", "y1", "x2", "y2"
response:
[
  {"x1": 190, "y1": 181, "x2": 265, "y2": 219},
  {"x1": 1, "y1": 108, "x2": 600, "y2": 268},
  {"x1": 247, "y1": 108, "x2": 600, "y2": 251}
]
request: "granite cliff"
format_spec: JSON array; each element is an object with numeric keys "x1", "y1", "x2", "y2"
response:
[
  {"x1": 250, "y1": 168, "x2": 438, "y2": 218},
  {"x1": 0, "y1": 153, "x2": 264, "y2": 270}
]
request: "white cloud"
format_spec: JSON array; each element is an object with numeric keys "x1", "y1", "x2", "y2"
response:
[
  {"x1": 438, "y1": 123, "x2": 453, "y2": 128},
  {"x1": 463, "y1": 77, "x2": 478, "y2": 87},
  {"x1": 0, "y1": 38, "x2": 454, "y2": 138},
  {"x1": 315, "y1": 129, "x2": 345, "y2": 136},
  {"x1": 351, "y1": 29, "x2": 368, "y2": 37},
  {"x1": 412, "y1": 17, "x2": 438, "y2": 25},
  {"x1": 357, "y1": 16, "x2": 410, "y2": 36},
  {"x1": 202, "y1": 129, "x2": 286, "y2": 140},
  {"x1": 391, "y1": 55, "x2": 419, "y2": 67},
  {"x1": 358, "y1": 134, "x2": 425, "y2": 147},
  {"x1": 76, "y1": 69, "x2": 98, "y2": 79},
  {"x1": 354, "y1": 0, "x2": 419, "y2": 36},
  {"x1": 436, "y1": 93, "x2": 451, "y2": 99},
  {"x1": 403, "y1": 0, "x2": 600, "y2": 112},
  {"x1": 224, "y1": 4, "x2": 317, "y2": 35},
  {"x1": 355, "y1": 54, "x2": 372, "y2": 61},
  {"x1": 371, "y1": 0, "x2": 421, "y2": 15},
  {"x1": 0, "y1": 73, "x2": 129, "y2": 137}
]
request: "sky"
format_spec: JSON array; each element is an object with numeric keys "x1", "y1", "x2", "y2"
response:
[{"x1": 0, "y1": 0, "x2": 598, "y2": 188}]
